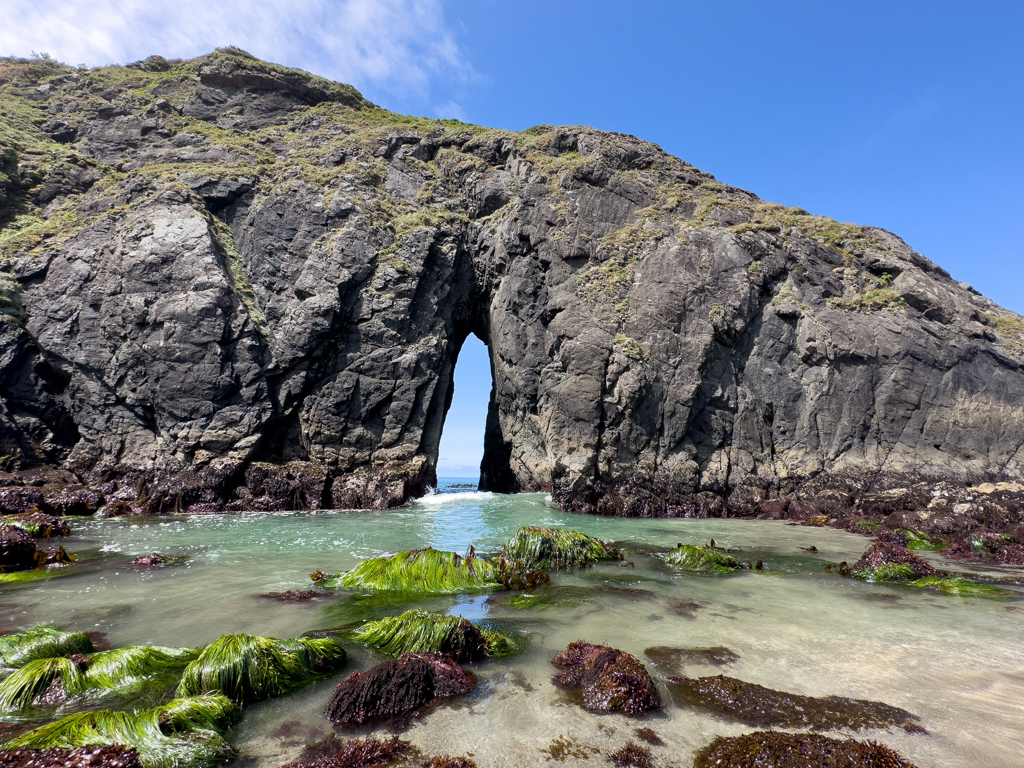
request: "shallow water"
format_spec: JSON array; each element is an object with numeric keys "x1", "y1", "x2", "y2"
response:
[{"x1": 1, "y1": 482, "x2": 1022, "y2": 767}]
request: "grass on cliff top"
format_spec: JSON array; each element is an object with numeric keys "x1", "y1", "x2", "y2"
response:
[
  {"x1": 4, "y1": 693, "x2": 240, "y2": 768},
  {"x1": 664, "y1": 544, "x2": 742, "y2": 574},
  {"x1": 326, "y1": 548, "x2": 504, "y2": 594},
  {"x1": 175, "y1": 634, "x2": 346, "y2": 704},
  {"x1": 502, "y1": 527, "x2": 617, "y2": 571},
  {"x1": 0, "y1": 625, "x2": 94, "y2": 669},
  {"x1": 346, "y1": 609, "x2": 520, "y2": 659},
  {"x1": 0, "y1": 646, "x2": 200, "y2": 713}
]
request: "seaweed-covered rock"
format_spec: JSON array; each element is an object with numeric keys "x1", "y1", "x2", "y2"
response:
[
  {"x1": 0, "y1": 525, "x2": 41, "y2": 571},
  {"x1": 849, "y1": 542, "x2": 936, "y2": 581},
  {"x1": 502, "y1": 527, "x2": 617, "y2": 570},
  {"x1": 4, "y1": 513, "x2": 70, "y2": 537},
  {"x1": 260, "y1": 590, "x2": 321, "y2": 602},
  {"x1": 177, "y1": 635, "x2": 346, "y2": 704},
  {"x1": 551, "y1": 641, "x2": 661, "y2": 716},
  {"x1": 692, "y1": 731, "x2": 918, "y2": 768},
  {"x1": 322, "y1": 548, "x2": 503, "y2": 594},
  {"x1": 3, "y1": 694, "x2": 240, "y2": 768},
  {"x1": 663, "y1": 544, "x2": 740, "y2": 574},
  {"x1": 324, "y1": 653, "x2": 475, "y2": 726},
  {"x1": 0, "y1": 626, "x2": 95, "y2": 669},
  {"x1": 40, "y1": 486, "x2": 103, "y2": 516},
  {"x1": 346, "y1": 610, "x2": 520, "y2": 661},
  {"x1": 280, "y1": 735, "x2": 412, "y2": 768},
  {"x1": 667, "y1": 674, "x2": 924, "y2": 732},
  {"x1": 0, "y1": 746, "x2": 143, "y2": 768},
  {"x1": 0, "y1": 645, "x2": 200, "y2": 713},
  {"x1": 608, "y1": 742, "x2": 652, "y2": 767}
]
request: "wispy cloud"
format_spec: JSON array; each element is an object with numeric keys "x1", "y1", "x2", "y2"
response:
[{"x1": 1, "y1": 0, "x2": 472, "y2": 110}]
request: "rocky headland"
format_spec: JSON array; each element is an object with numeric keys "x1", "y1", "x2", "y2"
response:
[{"x1": 2, "y1": 49, "x2": 1024, "y2": 563}]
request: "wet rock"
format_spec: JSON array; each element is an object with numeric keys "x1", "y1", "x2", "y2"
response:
[
  {"x1": 0, "y1": 489, "x2": 43, "y2": 514},
  {"x1": 0, "y1": 525, "x2": 40, "y2": 571},
  {"x1": 128, "y1": 553, "x2": 181, "y2": 568},
  {"x1": 40, "y1": 485, "x2": 103, "y2": 516},
  {"x1": 644, "y1": 645, "x2": 739, "y2": 672},
  {"x1": 666, "y1": 674, "x2": 924, "y2": 732},
  {"x1": 0, "y1": 746, "x2": 143, "y2": 768},
  {"x1": 692, "y1": 731, "x2": 917, "y2": 768},
  {"x1": 324, "y1": 653, "x2": 475, "y2": 726},
  {"x1": 5, "y1": 513, "x2": 69, "y2": 537},
  {"x1": 551, "y1": 641, "x2": 661, "y2": 716},
  {"x1": 243, "y1": 461, "x2": 329, "y2": 512}
]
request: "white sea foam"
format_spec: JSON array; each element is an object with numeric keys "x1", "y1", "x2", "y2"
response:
[{"x1": 414, "y1": 490, "x2": 495, "y2": 506}]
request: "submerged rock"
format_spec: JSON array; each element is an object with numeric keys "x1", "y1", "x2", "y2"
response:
[
  {"x1": 551, "y1": 641, "x2": 661, "y2": 716},
  {"x1": 644, "y1": 645, "x2": 739, "y2": 672},
  {"x1": 692, "y1": 731, "x2": 918, "y2": 768},
  {"x1": 280, "y1": 735, "x2": 411, "y2": 768},
  {"x1": 129, "y1": 553, "x2": 184, "y2": 568},
  {"x1": 667, "y1": 674, "x2": 924, "y2": 733},
  {"x1": 608, "y1": 742, "x2": 652, "y2": 768},
  {"x1": 0, "y1": 746, "x2": 143, "y2": 768},
  {"x1": 260, "y1": 590, "x2": 322, "y2": 603},
  {"x1": 324, "y1": 653, "x2": 475, "y2": 726}
]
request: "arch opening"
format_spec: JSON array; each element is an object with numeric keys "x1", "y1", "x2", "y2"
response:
[{"x1": 435, "y1": 332, "x2": 491, "y2": 489}]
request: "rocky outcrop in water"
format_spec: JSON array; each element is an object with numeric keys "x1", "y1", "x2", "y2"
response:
[{"x1": 3, "y1": 49, "x2": 1024, "y2": 515}]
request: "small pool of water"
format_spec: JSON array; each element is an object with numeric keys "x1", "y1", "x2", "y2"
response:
[{"x1": 1, "y1": 489, "x2": 1022, "y2": 767}]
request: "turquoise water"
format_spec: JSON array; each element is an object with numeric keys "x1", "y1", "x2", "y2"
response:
[{"x1": 1, "y1": 485, "x2": 1022, "y2": 767}]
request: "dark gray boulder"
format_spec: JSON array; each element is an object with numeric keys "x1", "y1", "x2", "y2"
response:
[{"x1": 1, "y1": 51, "x2": 1023, "y2": 514}]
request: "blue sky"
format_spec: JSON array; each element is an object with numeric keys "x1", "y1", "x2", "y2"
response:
[{"x1": 4, "y1": 1, "x2": 1021, "y2": 475}]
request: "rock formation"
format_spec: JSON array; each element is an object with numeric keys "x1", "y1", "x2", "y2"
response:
[{"x1": 2, "y1": 49, "x2": 1024, "y2": 514}]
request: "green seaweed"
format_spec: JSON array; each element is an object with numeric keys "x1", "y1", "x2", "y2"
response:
[
  {"x1": 327, "y1": 548, "x2": 503, "y2": 594},
  {"x1": 0, "y1": 646, "x2": 199, "y2": 713},
  {"x1": 502, "y1": 586, "x2": 597, "y2": 611},
  {"x1": 902, "y1": 529, "x2": 947, "y2": 551},
  {"x1": 905, "y1": 576, "x2": 1008, "y2": 596},
  {"x1": 3, "y1": 694, "x2": 240, "y2": 768},
  {"x1": 664, "y1": 544, "x2": 741, "y2": 574},
  {"x1": 502, "y1": 527, "x2": 617, "y2": 570},
  {"x1": 176, "y1": 634, "x2": 346, "y2": 704},
  {"x1": 0, "y1": 625, "x2": 94, "y2": 668},
  {"x1": 346, "y1": 609, "x2": 520, "y2": 659},
  {"x1": 0, "y1": 568, "x2": 73, "y2": 585},
  {"x1": 850, "y1": 563, "x2": 917, "y2": 582}
]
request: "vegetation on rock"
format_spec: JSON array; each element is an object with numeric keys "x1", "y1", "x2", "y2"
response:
[
  {"x1": 318, "y1": 548, "x2": 503, "y2": 594},
  {"x1": 3, "y1": 694, "x2": 240, "y2": 768},
  {"x1": 663, "y1": 543, "x2": 741, "y2": 574},
  {"x1": 667, "y1": 673, "x2": 924, "y2": 733},
  {"x1": 324, "y1": 652, "x2": 475, "y2": 726},
  {"x1": 502, "y1": 527, "x2": 617, "y2": 570},
  {"x1": 692, "y1": 731, "x2": 917, "y2": 768},
  {"x1": 551, "y1": 641, "x2": 661, "y2": 716},
  {"x1": 345, "y1": 609, "x2": 520, "y2": 661},
  {"x1": 0, "y1": 625, "x2": 94, "y2": 669},
  {"x1": 176, "y1": 634, "x2": 346, "y2": 704}
]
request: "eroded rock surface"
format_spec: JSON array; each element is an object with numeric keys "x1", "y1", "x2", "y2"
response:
[{"x1": 3, "y1": 50, "x2": 1024, "y2": 513}]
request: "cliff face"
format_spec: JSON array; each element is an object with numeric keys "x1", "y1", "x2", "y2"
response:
[{"x1": 2, "y1": 50, "x2": 1024, "y2": 514}]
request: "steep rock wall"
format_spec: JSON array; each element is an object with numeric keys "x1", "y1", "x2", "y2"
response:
[{"x1": 1, "y1": 50, "x2": 1023, "y2": 514}]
